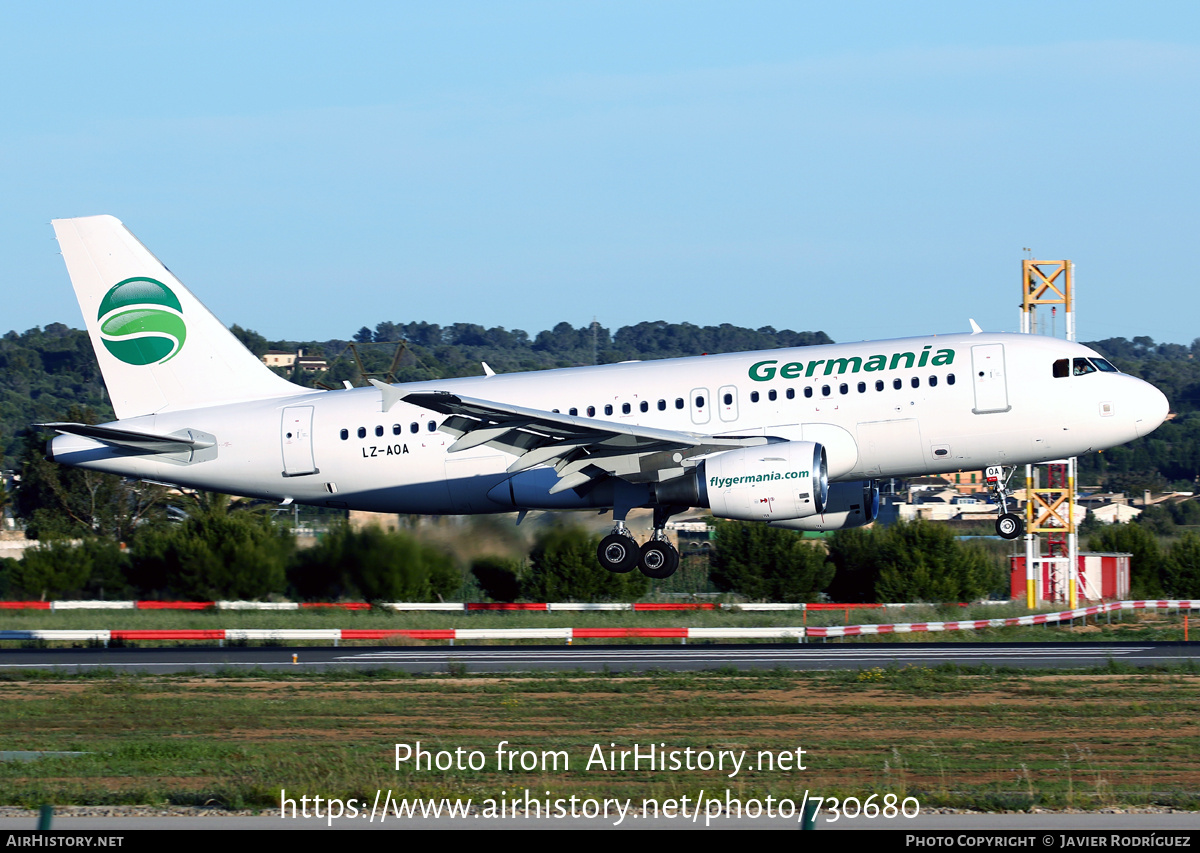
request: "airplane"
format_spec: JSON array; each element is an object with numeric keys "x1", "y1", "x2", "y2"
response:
[{"x1": 40, "y1": 215, "x2": 1170, "y2": 579}]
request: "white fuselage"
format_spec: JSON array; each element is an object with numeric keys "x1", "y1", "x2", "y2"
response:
[{"x1": 49, "y1": 331, "x2": 1169, "y2": 516}]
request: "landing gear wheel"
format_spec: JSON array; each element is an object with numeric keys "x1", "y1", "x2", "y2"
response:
[
  {"x1": 996, "y1": 513, "x2": 1024, "y2": 540},
  {"x1": 597, "y1": 533, "x2": 640, "y2": 573},
  {"x1": 638, "y1": 541, "x2": 680, "y2": 579}
]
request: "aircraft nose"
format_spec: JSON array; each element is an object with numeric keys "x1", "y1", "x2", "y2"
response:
[{"x1": 1133, "y1": 381, "x2": 1170, "y2": 438}]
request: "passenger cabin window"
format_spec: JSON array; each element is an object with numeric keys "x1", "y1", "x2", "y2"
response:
[
  {"x1": 723, "y1": 393, "x2": 733, "y2": 405},
  {"x1": 929, "y1": 375, "x2": 938, "y2": 387},
  {"x1": 340, "y1": 429, "x2": 349, "y2": 440},
  {"x1": 875, "y1": 380, "x2": 884, "y2": 391},
  {"x1": 357, "y1": 427, "x2": 366, "y2": 439},
  {"x1": 587, "y1": 406, "x2": 596, "y2": 417},
  {"x1": 839, "y1": 383, "x2": 848, "y2": 395},
  {"x1": 428, "y1": 421, "x2": 436, "y2": 432},
  {"x1": 640, "y1": 401, "x2": 648, "y2": 413},
  {"x1": 569, "y1": 407, "x2": 578, "y2": 416},
  {"x1": 947, "y1": 374, "x2": 956, "y2": 385},
  {"x1": 821, "y1": 385, "x2": 831, "y2": 397},
  {"x1": 695, "y1": 395, "x2": 705, "y2": 408},
  {"x1": 393, "y1": 425, "x2": 401, "y2": 435},
  {"x1": 893, "y1": 378, "x2": 902, "y2": 390},
  {"x1": 804, "y1": 387, "x2": 813, "y2": 398},
  {"x1": 604, "y1": 404, "x2": 614, "y2": 415},
  {"x1": 658, "y1": 400, "x2": 666, "y2": 411},
  {"x1": 675, "y1": 398, "x2": 684, "y2": 409},
  {"x1": 750, "y1": 391, "x2": 760, "y2": 403},
  {"x1": 375, "y1": 425, "x2": 384, "y2": 437},
  {"x1": 786, "y1": 388, "x2": 795, "y2": 399},
  {"x1": 911, "y1": 377, "x2": 919, "y2": 388},
  {"x1": 857, "y1": 382, "x2": 866, "y2": 393},
  {"x1": 410, "y1": 422, "x2": 418, "y2": 434},
  {"x1": 1053, "y1": 358, "x2": 1070, "y2": 378},
  {"x1": 768, "y1": 389, "x2": 777, "y2": 401}
]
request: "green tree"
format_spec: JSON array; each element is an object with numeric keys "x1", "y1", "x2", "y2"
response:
[
  {"x1": 15, "y1": 414, "x2": 168, "y2": 541},
  {"x1": 0, "y1": 556, "x2": 14, "y2": 598},
  {"x1": 824, "y1": 527, "x2": 879, "y2": 602},
  {"x1": 288, "y1": 523, "x2": 458, "y2": 602},
  {"x1": 872, "y1": 520, "x2": 999, "y2": 603},
  {"x1": 130, "y1": 495, "x2": 292, "y2": 600},
  {"x1": 1162, "y1": 532, "x2": 1200, "y2": 598},
  {"x1": 229, "y1": 325, "x2": 270, "y2": 357},
  {"x1": 11, "y1": 541, "x2": 92, "y2": 600},
  {"x1": 521, "y1": 525, "x2": 648, "y2": 601},
  {"x1": 709, "y1": 519, "x2": 833, "y2": 602},
  {"x1": 470, "y1": 556, "x2": 523, "y2": 602},
  {"x1": 824, "y1": 520, "x2": 1003, "y2": 603},
  {"x1": 1088, "y1": 522, "x2": 1164, "y2": 597}
]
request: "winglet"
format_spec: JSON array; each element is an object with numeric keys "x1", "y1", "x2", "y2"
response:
[
  {"x1": 482, "y1": 362, "x2": 496, "y2": 377},
  {"x1": 969, "y1": 319, "x2": 983, "y2": 335}
]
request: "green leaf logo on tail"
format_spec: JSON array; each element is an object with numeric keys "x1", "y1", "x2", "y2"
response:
[{"x1": 97, "y1": 277, "x2": 187, "y2": 365}]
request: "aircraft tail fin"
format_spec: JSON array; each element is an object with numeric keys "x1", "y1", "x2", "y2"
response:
[{"x1": 51, "y1": 215, "x2": 303, "y2": 419}]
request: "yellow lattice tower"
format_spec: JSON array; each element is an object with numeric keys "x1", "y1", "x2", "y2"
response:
[
  {"x1": 1019, "y1": 260, "x2": 1079, "y2": 608},
  {"x1": 1020, "y1": 260, "x2": 1074, "y2": 339},
  {"x1": 1024, "y1": 460, "x2": 1078, "y2": 607}
]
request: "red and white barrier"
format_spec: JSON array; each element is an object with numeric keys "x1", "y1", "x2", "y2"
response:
[{"x1": 1, "y1": 600, "x2": 1194, "y2": 647}]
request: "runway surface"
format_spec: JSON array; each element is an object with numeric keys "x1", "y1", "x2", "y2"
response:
[{"x1": 0, "y1": 641, "x2": 1196, "y2": 674}]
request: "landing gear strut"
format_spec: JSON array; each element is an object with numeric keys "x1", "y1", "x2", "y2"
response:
[
  {"x1": 637, "y1": 505, "x2": 682, "y2": 579},
  {"x1": 985, "y1": 465, "x2": 1025, "y2": 540}
]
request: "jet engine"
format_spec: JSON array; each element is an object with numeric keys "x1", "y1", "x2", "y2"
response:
[
  {"x1": 768, "y1": 480, "x2": 880, "y2": 532},
  {"x1": 655, "y1": 441, "x2": 829, "y2": 521}
]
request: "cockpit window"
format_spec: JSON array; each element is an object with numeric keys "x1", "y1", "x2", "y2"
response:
[
  {"x1": 1092, "y1": 358, "x2": 1119, "y2": 373},
  {"x1": 1073, "y1": 357, "x2": 1097, "y2": 376},
  {"x1": 1053, "y1": 358, "x2": 1069, "y2": 378}
]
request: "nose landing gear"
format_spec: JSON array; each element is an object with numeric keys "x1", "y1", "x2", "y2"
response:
[{"x1": 985, "y1": 465, "x2": 1026, "y2": 540}]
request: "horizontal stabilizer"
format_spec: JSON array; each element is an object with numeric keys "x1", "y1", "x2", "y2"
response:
[{"x1": 39, "y1": 422, "x2": 215, "y2": 454}]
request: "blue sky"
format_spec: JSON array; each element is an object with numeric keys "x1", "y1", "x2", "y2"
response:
[{"x1": 3, "y1": 2, "x2": 1198, "y2": 346}]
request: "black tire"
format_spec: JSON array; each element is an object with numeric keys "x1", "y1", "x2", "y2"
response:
[
  {"x1": 996, "y1": 513, "x2": 1024, "y2": 540},
  {"x1": 638, "y1": 541, "x2": 679, "y2": 579},
  {"x1": 597, "y1": 533, "x2": 640, "y2": 573}
]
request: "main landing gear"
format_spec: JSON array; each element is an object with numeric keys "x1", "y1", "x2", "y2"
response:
[
  {"x1": 597, "y1": 523, "x2": 640, "y2": 574},
  {"x1": 596, "y1": 507, "x2": 682, "y2": 579},
  {"x1": 985, "y1": 464, "x2": 1025, "y2": 540}
]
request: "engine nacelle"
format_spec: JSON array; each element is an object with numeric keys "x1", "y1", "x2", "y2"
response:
[
  {"x1": 768, "y1": 480, "x2": 879, "y2": 532},
  {"x1": 656, "y1": 440, "x2": 828, "y2": 521}
]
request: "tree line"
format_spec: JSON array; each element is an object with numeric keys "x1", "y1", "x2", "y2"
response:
[{"x1": 0, "y1": 511, "x2": 1012, "y2": 603}]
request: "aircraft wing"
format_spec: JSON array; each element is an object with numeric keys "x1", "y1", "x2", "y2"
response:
[{"x1": 402, "y1": 391, "x2": 769, "y2": 494}]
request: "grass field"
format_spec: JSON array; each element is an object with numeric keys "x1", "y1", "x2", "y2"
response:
[{"x1": 0, "y1": 664, "x2": 1197, "y2": 812}]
